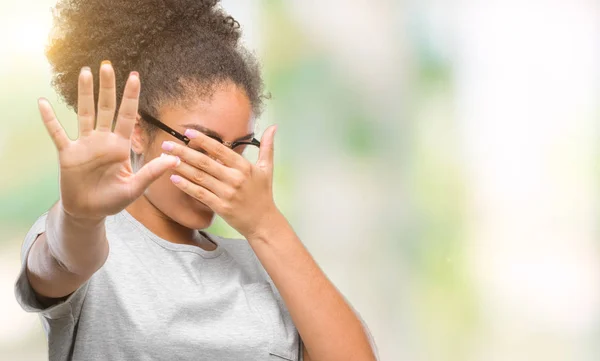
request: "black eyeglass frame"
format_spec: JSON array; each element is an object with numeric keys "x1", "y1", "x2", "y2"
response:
[{"x1": 139, "y1": 110, "x2": 261, "y2": 150}]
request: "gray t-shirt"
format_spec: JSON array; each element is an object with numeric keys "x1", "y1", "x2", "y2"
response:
[{"x1": 15, "y1": 210, "x2": 302, "y2": 361}]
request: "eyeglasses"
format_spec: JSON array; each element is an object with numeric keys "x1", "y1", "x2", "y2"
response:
[{"x1": 139, "y1": 110, "x2": 261, "y2": 158}]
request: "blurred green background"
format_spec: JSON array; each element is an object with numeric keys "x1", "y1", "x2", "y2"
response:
[{"x1": 1, "y1": 1, "x2": 599, "y2": 360}]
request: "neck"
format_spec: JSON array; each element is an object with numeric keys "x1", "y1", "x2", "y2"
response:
[{"x1": 126, "y1": 195, "x2": 216, "y2": 251}]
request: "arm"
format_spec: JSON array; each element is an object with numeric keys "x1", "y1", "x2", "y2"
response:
[
  {"x1": 247, "y1": 212, "x2": 377, "y2": 361},
  {"x1": 26, "y1": 62, "x2": 178, "y2": 305},
  {"x1": 26, "y1": 201, "x2": 108, "y2": 302},
  {"x1": 162, "y1": 123, "x2": 377, "y2": 361}
]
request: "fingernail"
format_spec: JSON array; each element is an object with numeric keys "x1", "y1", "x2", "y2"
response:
[
  {"x1": 170, "y1": 175, "x2": 182, "y2": 184},
  {"x1": 161, "y1": 141, "x2": 175, "y2": 151},
  {"x1": 184, "y1": 129, "x2": 198, "y2": 139},
  {"x1": 161, "y1": 153, "x2": 180, "y2": 166},
  {"x1": 130, "y1": 71, "x2": 139, "y2": 78},
  {"x1": 101, "y1": 60, "x2": 111, "y2": 66},
  {"x1": 81, "y1": 66, "x2": 91, "y2": 73}
]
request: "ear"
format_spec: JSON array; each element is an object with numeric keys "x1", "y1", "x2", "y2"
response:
[{"x1": 131, "y1": 115, "x2": 145, "y2": 155}]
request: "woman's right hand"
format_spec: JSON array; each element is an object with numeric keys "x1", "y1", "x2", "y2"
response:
[{"x1": 39, "y1": 62, "x2": 179, "y2": 221}]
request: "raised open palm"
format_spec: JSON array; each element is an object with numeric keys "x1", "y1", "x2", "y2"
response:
[{"x1": 39, "y1": 63, "x2": 178, "y2": 221}]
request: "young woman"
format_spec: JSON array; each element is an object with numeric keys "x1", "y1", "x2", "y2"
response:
[{"x1": 15, "y1": 1, "x2": 377, "y2": 360}]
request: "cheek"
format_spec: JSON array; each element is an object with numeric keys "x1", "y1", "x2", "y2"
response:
[
  {"x1": 144, "y1": 158, "x2": 188, "y2": 213},
  {"x1": 144, "y1": 138, "x2": 163, "y2": 159},
  {"x1": 142, "y1": 139, "x2": 177, "y2": 193}
]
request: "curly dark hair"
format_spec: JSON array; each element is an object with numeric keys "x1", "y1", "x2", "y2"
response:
[{"x1": 46, "y1": 0, "x2": 264, "y2": 131}]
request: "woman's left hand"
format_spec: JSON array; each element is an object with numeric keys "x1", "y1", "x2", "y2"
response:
[{"x1": 161, "y1": 125, "x2": 280, "y2": 239}]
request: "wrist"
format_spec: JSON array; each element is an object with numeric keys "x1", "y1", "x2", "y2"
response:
[
  {"x1": 57, "y1": 200, "x2": 106, "y2": 228},
  {"x1": 245, "y1": 208, "x2": 289, "y2": 246}
]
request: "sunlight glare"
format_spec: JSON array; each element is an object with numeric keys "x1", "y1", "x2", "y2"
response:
[{"x1": 0, "y1": 13, "x2": 52, "y2": 65}]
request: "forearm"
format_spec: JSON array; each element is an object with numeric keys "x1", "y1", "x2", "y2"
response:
[
  {"x1": 27, "y1": 201, "x2": 109, "y2": 299},
  {"x1": 247, "y1": 212, "x2": 376, "y2": 361},
  {"x1": 46, "y1": 201, "x2": 109, "y2": 274}
]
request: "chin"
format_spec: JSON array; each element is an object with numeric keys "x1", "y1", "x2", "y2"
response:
[
  {"x1": 174, "y1": 206, "x2": 216, "y2": 230},
  {"x1": 161, "y1": 191, "x2": 217, "y2": 230}
]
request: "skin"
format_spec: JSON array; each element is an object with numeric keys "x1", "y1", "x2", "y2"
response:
[
  {"x1": 127, "y1": 81, "x2": 255, "y2": 247},
  {"x1": 26, "y1": 63, "x2": 377, "y2": 361}
]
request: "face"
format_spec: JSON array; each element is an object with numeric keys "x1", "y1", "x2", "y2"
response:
[{"x1": 131, "y1": 81, "x2": 254, "y2": 230}]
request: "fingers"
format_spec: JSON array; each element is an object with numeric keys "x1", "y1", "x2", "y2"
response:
[
  {"x1": 77, "y1": 61, "x2": 139, "y2": 137},
  {"x1": 170, "y1": 174, "x2": 222, "y2": 212},
  {"x1": 114, "y1": 72, "x2": 141, "y2": 139},
  {"x1": 257, "y1": 125, "x2": 277, "y2": 170},
  {"x1": 95, "y1": 61, "x2": 117, "y2": 131},
  {"x1": 183, "y1": 129, "x2": 249, "y2": 171},
  {"x1": 174, "y1": 159, "x2": 231, "y2": 198},
  {"x1": 129, "y1": 153, "x2": 180, "y2": 197},
  {"x1": 161, "y1": 140, "x2": 233, "y2": 182},
  {"x1": 77, "y1": 67, "x2": 95, "y2": 136},
  {"x1": 39, "y1": 98, "x2": 70, "y2": 151}
]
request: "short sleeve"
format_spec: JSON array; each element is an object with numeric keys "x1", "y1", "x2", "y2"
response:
[{"x1": 14, "y1": 213, "x2": 89, "y2": 321}]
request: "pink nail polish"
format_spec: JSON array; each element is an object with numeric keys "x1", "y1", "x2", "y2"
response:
[
  {"x1": 162, "y1": 141, "x2": 174, "y2": 151},
  {"x1": 170, "y1": 175, "x2": 182, "y2": 184},
  {"x1": 184, "y1": 129, "x2": 198, "y2": 138}
]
